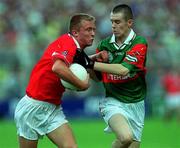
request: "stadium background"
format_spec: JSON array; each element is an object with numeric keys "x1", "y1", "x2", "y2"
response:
[{"x1": 0, "y1": 0, "x2": 180, "y2": 147}]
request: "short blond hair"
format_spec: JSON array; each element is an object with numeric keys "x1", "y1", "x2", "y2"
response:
[{"x1": 69, "y1": 13, "x2": 95, "y2": 32}]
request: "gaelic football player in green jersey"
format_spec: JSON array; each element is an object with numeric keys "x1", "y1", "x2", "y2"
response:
[
  {"x1": 75, "y1": 4, "x2": 148, "y2": 148},
  {"x1": 96, "y1": 4, "x2": 147, "y2": 148}
]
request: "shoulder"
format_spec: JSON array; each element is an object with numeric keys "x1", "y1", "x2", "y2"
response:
[
  {"x1": 97, "y1": 36, "x2": 112, "y2": 50},
  {"x1": 100, "y1": 36, "x2": 112, "y2": 44},
  {"x1": 57, "y1": 34, "x2": 73, "y2": 42},
  {"x1": 133, "y1": 35, "x2": 148, "y2": 45},
  {"x1": 50, "y1": 34, "x2": 74, "y2": 46}
]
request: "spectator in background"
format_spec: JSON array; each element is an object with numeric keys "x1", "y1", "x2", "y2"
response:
[
  {"x1": 162, "y1": 66, "x2": 180, "y2": 122},
  {"x1": 14, "y1": 13, "x2": 96, "y2": 148}
]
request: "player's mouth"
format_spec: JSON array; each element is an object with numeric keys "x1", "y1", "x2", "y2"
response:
[{"x1": 112, "y1": 30, "x2": 117, "y2": 34}]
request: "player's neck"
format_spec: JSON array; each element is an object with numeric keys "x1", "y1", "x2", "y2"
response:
[
  {"x1": 116, "y1": 29, "x2": 131, "y2": 45},
  {"x1": 76, "y1": 39, "x2": 88, "y2": 49}
]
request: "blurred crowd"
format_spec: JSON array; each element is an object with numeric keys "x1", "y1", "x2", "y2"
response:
[{"x1": 0, "y1": 0, "x2": 180, "y2": 118}]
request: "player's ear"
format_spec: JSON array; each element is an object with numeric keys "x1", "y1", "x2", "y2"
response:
[
  {"x1": 72, "y1": 30, "x2": 78, "y2": 37},
  {"x1": 127, "y1": 19, "x2": 133, "y2": 28}
]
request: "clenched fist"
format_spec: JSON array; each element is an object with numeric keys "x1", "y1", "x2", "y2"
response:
[{"x1": 96, "y1": 50, "x2": 109, "y2": 63}]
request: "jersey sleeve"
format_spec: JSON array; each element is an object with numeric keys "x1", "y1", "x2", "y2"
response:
[
  {"x1": 121, "y1": 43, "x2": 147, "y2": 72},
  {"x1": 50, "y1": 38, "x2": 76, "y2": 66},
  {"x1": 96, "y1": 48, "x2": 100, "y2": 54},
  {"x1": 96, "y1": 41, "x2": 103, "y2": 54}
]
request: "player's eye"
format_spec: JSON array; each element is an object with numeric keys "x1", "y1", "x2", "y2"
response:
[
  {"x1": 115, "y1": 20, "x2": 121, "y2": 24},
  {"x1": 86, "y1": 28, "x2": 95, "y2": 32},
  {"x1": 87, "y1": 28, "x2": 91, "y2": 31},
  {"x1": 111, "y1": 20, "x2": 121, "y2": 24}
]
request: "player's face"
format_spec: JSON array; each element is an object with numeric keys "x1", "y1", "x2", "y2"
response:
[
  {"x1": 76, "y1": 20, "x2": 96, "y2": 49},
  {"x1": 110, "y1": 12, "x2": 132, "y2": 38}
]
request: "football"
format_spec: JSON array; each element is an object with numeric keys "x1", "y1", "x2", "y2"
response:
[{"x1": 61, "y1": 63, "x2": 87, "y2": 90}]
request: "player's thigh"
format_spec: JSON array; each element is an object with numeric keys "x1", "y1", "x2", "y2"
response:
[
  {"x1": 129, "y1": 141, "x2": 140, "y2": 148},
  {"x1": 47, "y1": 123, "x2": 77, "y2": 147},
  {"x1": 109, "y1": 113, "x2": 133, "y2": 140},
  {"x1": 19, "y1": 136, "x2": 38, "y2": 148}
]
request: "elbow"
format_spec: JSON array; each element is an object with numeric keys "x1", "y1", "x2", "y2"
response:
[
  {"x1": 52, "y1": 64, "x2": 58, "y2": 73},
  {"x1": 52, "y1": 59, "x2": 66, "y2": 74},
  {"x1": 52, "y1": 63, "x2": 63, "y2": 75}
]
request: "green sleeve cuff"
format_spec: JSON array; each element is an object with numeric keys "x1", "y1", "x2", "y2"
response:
[{"x1": 121, "y1": 62, "x2": 137, "y2": 72}]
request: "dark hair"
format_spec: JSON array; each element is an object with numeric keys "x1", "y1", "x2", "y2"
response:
[
  {"x1": 69, "y1": 13, "x2": 95, "y2": 32},
  {"x1": 112, "y1": 4, "x2": 133, "y2": 21}
]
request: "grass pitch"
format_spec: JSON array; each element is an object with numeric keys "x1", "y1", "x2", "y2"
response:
[{"x1": 0, "y1": 118, "x2": 180, "y2": 148}]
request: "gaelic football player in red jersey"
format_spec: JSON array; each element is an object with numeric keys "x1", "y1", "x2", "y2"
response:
[
  {"x1": 14, "y1": 13, "x2": 96, "y2": 148},
  {"x1": 75, "y1": 4, "x2": 148, "y2": 148}
]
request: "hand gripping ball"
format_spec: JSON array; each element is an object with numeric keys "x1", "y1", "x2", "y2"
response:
[{"x1": 61, "y1": 63, "x2": 87, "y2": 90}]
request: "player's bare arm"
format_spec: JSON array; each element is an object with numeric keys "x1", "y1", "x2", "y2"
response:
[
  {"x1": 90, "y1": 51, "x2": 129, "y2": 76},
  {"x1": 94, "y1": 62, "x2": 129, "y2": 76},
  {"x1": 52, "y1": 59, "x2": 90, "y2": 90}
]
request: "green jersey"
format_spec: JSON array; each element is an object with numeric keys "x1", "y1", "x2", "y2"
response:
[{"x1": 96, "y1": 30, "x2": 148, "y2": 103}]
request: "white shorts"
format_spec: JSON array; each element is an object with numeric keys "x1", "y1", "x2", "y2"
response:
[
  {"x1": 14, "y1": 95, "x2": 68, "y2": 140},
  {"x1": 99, "y1": 97, "x2": 145, "y2": 142}
]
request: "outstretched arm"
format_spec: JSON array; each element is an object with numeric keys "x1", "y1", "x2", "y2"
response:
[
  {"x1": 94, "y1": 62, "x2": 129, "y2": 76},
  {"x1": 74, "y1": 50, "x2": 129, "y2": 77}
]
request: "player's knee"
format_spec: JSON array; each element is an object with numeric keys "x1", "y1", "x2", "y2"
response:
[
  {"x1": 60, "y1": 143, "x2": 78, "y2": 148},
  {"x1": 112, "y1": 139, "x2": 121, "y2": 148},
  {"x1": 121, "y1": 136, "x2": 133, "y2": 146},
  {"x1": 118, "y1": 134, "x2": 133, "y2": 146},
  {"x1": 121, "y1": 137, "x2": 133, "y2": 146}
]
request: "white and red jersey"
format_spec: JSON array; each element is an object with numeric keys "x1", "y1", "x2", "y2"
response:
[{"x1": 26, "y1": 33, "x2": 80, "y2": 105}]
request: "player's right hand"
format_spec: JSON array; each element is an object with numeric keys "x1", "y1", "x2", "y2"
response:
[
  {"x1": 78, "y1": 74, "x2": 90, "y2": 91},
  {"x1": 96, "y1": 50, "x2": 109, "y2": 63}
]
